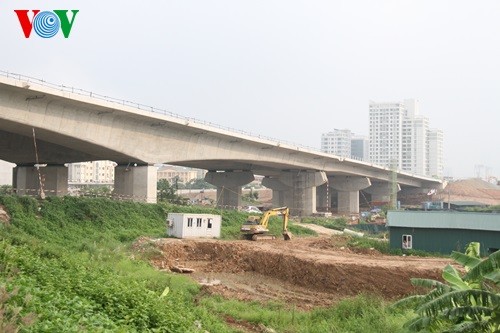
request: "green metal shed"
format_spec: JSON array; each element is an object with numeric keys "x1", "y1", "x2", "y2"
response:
[{"x1": 387, "y1": 211, "x2": 500, "y2": 255}]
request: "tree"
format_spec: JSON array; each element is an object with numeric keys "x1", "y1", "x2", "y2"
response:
[
  {"x1": 157, "y1": 179, "x2": 189, "y2": 205},
  {"x1": 393, "y1": 242, "x2": 500, "y2": 332},
  {"x1": 0, "y1": 185, "x2": 13, "y2": 195},
  {"x1": 184, "y1": 178, "x2": 216, "y2": 190},
  {"x1": 157, "y1": 179, "x2": 176, "y2": 202}
]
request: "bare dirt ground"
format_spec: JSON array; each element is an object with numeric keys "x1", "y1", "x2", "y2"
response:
[
  {"x1": 134, "y1": 235, "x2": 452, "y2": 310},
  {"x1": 0, "y1": 205, "x2": 10, "y2": 224}
]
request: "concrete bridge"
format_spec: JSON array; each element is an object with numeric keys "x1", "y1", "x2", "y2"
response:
[{"x1": 0, "y1": 73, "x2": 441, "y2": 215}]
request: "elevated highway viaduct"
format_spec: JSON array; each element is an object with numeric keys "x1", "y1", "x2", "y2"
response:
[{"x1": 0, "y1": 74, "x2": 441, "y2": 215}]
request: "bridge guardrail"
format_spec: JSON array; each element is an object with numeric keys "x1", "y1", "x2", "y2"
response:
[
  {"x1": 0, "y1": 70, "x2": 325, "y2": 153},
  {"x1": 1, "y1": 69, "x2": 436, "y2": 181}
]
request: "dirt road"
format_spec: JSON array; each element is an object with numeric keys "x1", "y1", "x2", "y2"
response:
[{"x1": 135, "y1": 235, "x2": 451, "y2": 309}]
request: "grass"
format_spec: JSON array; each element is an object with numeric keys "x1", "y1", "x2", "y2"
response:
[
  {"x1": 301, "y1": 216, "x2": 348, "y2": 231},
  {"x1": 0, "y1": 195, "x2": 415, "y2": 332},
  {"x1": 199, "y1": 294, "x2": 413, "y2": 333}
]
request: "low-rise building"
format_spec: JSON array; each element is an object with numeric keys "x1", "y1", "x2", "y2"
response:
[
  {"x1": 157, "y1": 165, "x2": 201, "y2": 185},
  {"x1": 387, "y1": 210, "x2": 500, "y2": 255},
  {"x1": 166, "y1": 213, "x2": 221, "y2": 238}
]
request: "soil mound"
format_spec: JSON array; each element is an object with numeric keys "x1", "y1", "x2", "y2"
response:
[{"x1": 135, "y1": 237, "x2": 451, "y2": 308}]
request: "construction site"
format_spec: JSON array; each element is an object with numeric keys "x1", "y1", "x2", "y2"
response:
[
  {"x1": 135, "y1": 178, "x2": 500, "y2": 309},
  {"x1": 134, "y1": 233, "x2": 451, "y2": 309}
]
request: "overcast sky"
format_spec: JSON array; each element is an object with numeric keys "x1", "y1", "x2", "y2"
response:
[{"x1": 1, "y1": 1, "x2": 499, "y2": 179}]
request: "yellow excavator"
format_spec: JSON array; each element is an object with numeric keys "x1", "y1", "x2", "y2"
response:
[{"x1": 240, "y1": 207, "x2": 293, "y2": 241}]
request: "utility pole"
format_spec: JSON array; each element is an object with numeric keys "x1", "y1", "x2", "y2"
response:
[{"x1": 388, "y1": 159, "x2": 398, "y2": 210}]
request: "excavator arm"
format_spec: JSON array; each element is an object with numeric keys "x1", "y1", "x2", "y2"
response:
[{"x1": 240, "y1": 207, "x2": 292, "y2": 241}]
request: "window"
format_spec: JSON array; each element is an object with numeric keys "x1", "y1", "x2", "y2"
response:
[
  {"x1": 402, "y1": 235, "x2": 412, "y2": 249},
  {"x1": 196, "y1": 218, "x2": 202, "y2": 228},
  {"x1": 187, "y1": 218, "x2": 193, "y2": 227},
  {"x1": 207, "y1": 218, "x2": 213, "y2": 229}
]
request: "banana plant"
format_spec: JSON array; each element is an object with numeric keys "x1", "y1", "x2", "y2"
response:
[{"x1": 393, "y1": 242, "x2": 500, "y2": 332}]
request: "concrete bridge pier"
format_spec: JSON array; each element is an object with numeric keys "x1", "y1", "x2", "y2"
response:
[
  {"x1": 265, "y1": 171, "x2": 327, "y2": 216},
  {"x1": 316, "y1": 183, "x2": 331, "y2": 212},
  {"x1": 13, "y1": 165, "x2": 68, "y2": 197},
  {"x1": 205, "y1": 171, "x2": 255, "y2": 209},
  {"x1": 330, "y1": 176, "x2": 371, "y2": 214},
  {"x1": 114, "y1": 164, "x2": 157, "y2": 203},
  {"x1": 364, "y1": 182, "x2": 401, "y2": 203},
  {"x1": 261, "y1": 176, "x2": 292, "y2": 208}
]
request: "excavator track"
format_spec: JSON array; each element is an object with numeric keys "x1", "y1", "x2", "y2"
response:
[{"x1": 251, "y1": 234, "x2": 277, "y2": 241}]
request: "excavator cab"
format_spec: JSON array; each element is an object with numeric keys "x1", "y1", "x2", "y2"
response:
[{"x1": 240, "y1": 207, "x2": 293, "y2": 241}]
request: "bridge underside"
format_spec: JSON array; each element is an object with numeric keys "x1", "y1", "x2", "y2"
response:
[{"x1": 0, "y1": 76, "x2": 441, "y2": 213}]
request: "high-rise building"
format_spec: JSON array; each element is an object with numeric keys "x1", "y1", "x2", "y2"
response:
[
  {"x1": 369, "y1": 101, "x2": 404, "y2": 169},
  {"x1": 428, "y1": 129, "x2": 444, "y2": 178},
  {"x1": 369, "y1": 99, "x2": 443, "y2": 177},
  {"x1": 320, "y1": 129, "x2": 352, "y2": 158},
  {"x1": 351, "y1": 135, "x2": 369, "y2": 161}
]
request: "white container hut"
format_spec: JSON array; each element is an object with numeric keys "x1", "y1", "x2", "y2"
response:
[{"x1": 166, "y1": 213, "x2": 221, "y2": 239}]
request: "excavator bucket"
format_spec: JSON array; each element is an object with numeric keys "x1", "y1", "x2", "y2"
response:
[{"x1": 282, "y1": 231, "x2": 293, "y2": 241}]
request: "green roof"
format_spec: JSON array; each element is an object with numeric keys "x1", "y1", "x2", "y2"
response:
[{"x1": 387, "y1": 210, "x2": 500, "y2": 232}]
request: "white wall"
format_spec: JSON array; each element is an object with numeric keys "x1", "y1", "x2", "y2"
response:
[
  {"x1": 167, "y1": 213, "x2": 221, "y2": 238},
  {"x1": 0, "y1": 160, "x2": 14, "y2": 185}
]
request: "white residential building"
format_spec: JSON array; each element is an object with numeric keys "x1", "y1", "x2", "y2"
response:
[
  {"x1": 351, "y1": 135, "x2": 369, "y2": 161},
  {"x1": 428, "y1": 129, "x2": 444, "y2": 178},
  {"x1": 67, "y1": 160, "x2": 116, "y2": 185},
  {"x1": 369, "y1": 101, "x2": 404, "y2": 169},
  {"x1": 157, "y1": 165, "x2": 200, "y2": 185},
  {"x1": 369, "y1": 99, "x2": 443, "y2": 177},
  {"x1": 321, "y1": 129, "x2": 352, "y2": 158}
]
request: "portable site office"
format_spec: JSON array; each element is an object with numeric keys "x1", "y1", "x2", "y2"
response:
[{"x1": 166, "y1": 213, "x2": 221, "y2": 239}]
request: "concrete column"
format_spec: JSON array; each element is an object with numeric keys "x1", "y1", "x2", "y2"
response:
[
  {"x1": 364, "y1": 182, "x2": 401, "y2": 203},
  {"x1": 205, "y1": 171, "x2": 254, "y2": 209},
  {"x1": 330, "y1": 176, "x2": 371, "y2": 214},
  {"x1": 262, "y1": 176, "x2": 292, "y2": 208},
  {"x1": 14, "y1": 165, "x2": 68, "y2": 197},
  {"x1": 265, "y1": 171, "x2": 327, "y2": 216},
  {"x1": 316, "y1": 183, "x2": 330, "y2": 212},
  {"x1": 114, "y1": 164, "x2": 157, "y2": 203}
]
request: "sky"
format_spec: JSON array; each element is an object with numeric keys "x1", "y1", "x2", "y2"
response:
[{"x1": 1, "y1": 0, "x2": 499, "y2": 179}]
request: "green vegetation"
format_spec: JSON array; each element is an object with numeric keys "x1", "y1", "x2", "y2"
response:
[
  {"x1": 301, "y1": 216, "x2": 348, "y2": 230},
  {"x1": 0, "y1": 196, "x2": 413, "y2": 332},
  {"x1": 0, "y1": 196, "x2": 232, "y2": 332},
  {"x1": 184, "y1": 178, "x2": 216, "y2": 190},
  {"x1": 393, "y1": 242, "x2": 500, "y2": 332},
  {"x1": 157, "y1": 179, "x2": 188, "y2": 205},
  {"x1": 0, "y1": 185, "x2": 13, "y2": 195},
  {"x1": 464, "y1": 205, "x2": 500, "y2": 213},
  {"x1": 347, "y1": 237, "x2": 443, "y2": 257},
  {"x1": 216, "y1": 208, "x2": 317, "y2": 240},
  {"x1": 200, "y1": 294, "x2": 413, "y2": 333},
  {"x1": 77, "y1": 185, "x2": 112, "y2": 198},
  {"x1": 241, "y1": 189, "x2": 259, "y2": 204}
]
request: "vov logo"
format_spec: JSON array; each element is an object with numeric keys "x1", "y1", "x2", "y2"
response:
[{"x1": 15, "y1": 10, "x2": 79, "y2": 38}]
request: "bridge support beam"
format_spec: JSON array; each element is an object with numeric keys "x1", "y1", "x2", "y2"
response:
[
  {"x1": 13, "y1": 165, "x2": 68, "y2": 197},
  {"x1": 205, "y1": 171, "x2": 254, "y2": 209},
  {"x1": 264, "y1": 171, "x2": 327, "y2": 216},
  {"x1": 364, "y1": 182, "x2": 401, "y2": 204},
  {"x1": 330, "y1": 176, "x2": 371, "y2": 215},
  {"x1": 114, "y1": 165, "x2": 157, "y2": 203}
]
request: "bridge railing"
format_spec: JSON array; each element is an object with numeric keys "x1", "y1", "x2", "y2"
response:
[
  {"x1": 2, "y1": 70, "x2": 423, "y2": 177},
  {"x1": 0, "y1": 69, "x2": 327, "y2": 153}
]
